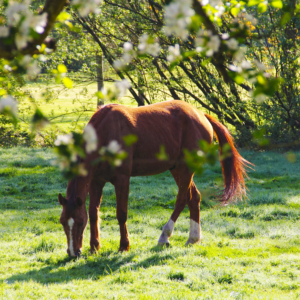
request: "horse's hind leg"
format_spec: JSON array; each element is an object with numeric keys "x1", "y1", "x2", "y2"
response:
[
  {"x1": 113, "y1": 174, "x2": 130, "y2": 251},
  {"x1": 89, "y1": 179, "x2": 106, "y2": 253},
  {"x1": 186, "y1": 181, "x2": 201, "y2": 245},
  {"x1": 158, "y1": 167, "x2": 193, "y2": 246}
]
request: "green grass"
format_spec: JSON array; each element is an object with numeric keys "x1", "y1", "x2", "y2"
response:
[
  {"x1": 19, "y1": 82, "x2": 138, "y2": 132},
  {"x1": 0, "y1": 148, "x2": 300, "y2": 299}
]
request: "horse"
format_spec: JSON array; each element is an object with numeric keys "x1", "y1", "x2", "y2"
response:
[{"x1": 58, "y1": 100, "x2": 251, "y2": 257}]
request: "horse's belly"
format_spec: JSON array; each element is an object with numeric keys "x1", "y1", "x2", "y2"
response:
[
  {"x1": 130, "y1": 159, "x2": 177, "y2": 176},
  {"x1": 130, "y1": 135, "x2": 181, "y2": 176}
]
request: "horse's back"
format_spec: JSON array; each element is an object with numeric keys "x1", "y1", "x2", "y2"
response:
[{"x1": 90, "y1": 101, "x2": 213, "y2": 176}]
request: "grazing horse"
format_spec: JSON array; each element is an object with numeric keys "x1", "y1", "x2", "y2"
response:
[{"x1": 58, "y1": 100, "x2": 250, "y2": 257}]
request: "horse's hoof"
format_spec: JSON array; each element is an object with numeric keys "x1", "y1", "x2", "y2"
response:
[
  {"x1": 157, "y1": 241, "x2": 170, "y2": 247},
  {"x1": 119, "y1": 243, "x2": 130, "y2": 252},
  {"x1": 90, "y1": 244, "x2": 100, "y2": 254},
  {"x1": 185, "y1": 238, "x2": 200, "y2": 246}
]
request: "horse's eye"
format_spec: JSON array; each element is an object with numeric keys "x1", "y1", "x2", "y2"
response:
[{"x1": 79, "y1": 222, "x2": 84, "y2": 227}]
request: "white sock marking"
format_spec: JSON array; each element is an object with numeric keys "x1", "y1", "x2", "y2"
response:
[
  {"x1": 158, "y1": 219, "x2": 175, "y2": 244},
  {"x1": 186, "y1": 219, "x2": 201, "y2": 245},
  {"x1": 68, "y1": 218, "x2": 75, "y2": 256}
]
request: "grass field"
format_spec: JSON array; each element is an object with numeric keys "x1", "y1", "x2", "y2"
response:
[
  {"x1": 0, "y1": 147, "x2": 299, "y2": 299},
  {"x1": 19, "y1": 81, "x2": 138, "y2": 132}
]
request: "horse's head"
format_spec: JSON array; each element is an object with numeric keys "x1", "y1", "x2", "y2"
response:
[{"x1": 58, "y1": 193, "x2": 88, "y2": 257}]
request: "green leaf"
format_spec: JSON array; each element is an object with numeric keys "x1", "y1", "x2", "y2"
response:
[
  {"x1": 231, "y1": 7, "x2": 240, "y2": 16},
  {"x1": 248, "y1": 0, "x2": 260, "y2": 7},
  {"x1": 257, "y1": 3, "x2": 268, "y2": 13},
  {"x1": 156, "y1": 145, "x2": 169, "y2": 161},
  {"x1": 234, "y1": 75, "x2": 245, "y2": 84},
  {"x1": 270, "y1": 0, "x2": 282, "y2": 8},
  {"x1": 257, "y1": 74, "x2": 266, "y2": 85},
  {"x1": 57, "y1": 12, "x2": 71, "y2": 22},
  {"x1": 62, "y1": 77, "x2": 73, "y2": 89},
  {"x1": 57, "y1": 64, "x2": 67, "y2": 73},
  {"x1": 122, "y1": 134, "x2": 138, "y2": 146},
  {"x1": 280, "y1": 12, "x2": 291, "y2": 26}
]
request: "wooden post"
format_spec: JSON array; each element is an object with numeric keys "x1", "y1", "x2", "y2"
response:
[{"x1": 96, "y1": 51, "x2": 104, "y2": 106}]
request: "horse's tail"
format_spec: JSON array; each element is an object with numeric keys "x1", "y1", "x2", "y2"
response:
[{"x1": 204, "y1": 113, "x2": 253, "y2": 204}]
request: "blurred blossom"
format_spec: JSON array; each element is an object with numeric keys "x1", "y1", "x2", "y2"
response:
[
  {"x1": 107, "y1": 140, "x2": 122, "y2": 154},
  {"x1": 5, "y1": 1, "x2": 48, "y2": 50},
  {"x1": 114, "y1": 42, "x2": 135, "y2": 70},
  {"x1": 115, "y1": 79, "x2": 131, "y2": 98},
  {"x1": 233, "y1": 48, "x2": 245, "y2": 62},
  {"x1": 196, "y1": 30, "x2": 220, "y2": 57},
  {"x1": 245, "y1": 14, "x2": 257, "y2": 25},
  {"x1": 241, "y1": 61, "x2": 252, "y2": 70},
  {"x1": 254, "y1": 60, "x2": 266, "y2": 71},
  {"x1": 0, "y1": 96, "x2": 18, "y2": 116},
  {"x1": 226, "y1": 38, "x2": 239, "y2": 50},
  {"x1": 138, "y1": 34, "x2": 160, "y2": 56},
  {"x1": 167, "y1": 44, "x2": 180, "y2": 62},
  {"x1": 20, "y1": 55, "x2": 40, "y2": 77},
  {"x1": 54, "y1": 133, "x2": 73, "y2": 146},
  {"x1": 0, "y1": 26, "x2": 9, "y2": 37},
  {"x1": 164, "y1": 0, "x2": 194, "y2": 40},
  {"x1": 83, "y1": 124, "x2": 98, "y2": 153},
  {"x1": 73, "y1": 0, "x2": 103, "y2": 16}
]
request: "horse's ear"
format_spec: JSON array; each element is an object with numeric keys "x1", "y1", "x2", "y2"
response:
[
  {"x1": 58, "y1": 193, "x2": 67, "y2": 206},
  {"x1": 75, "y1": 197, "x2": 83, "y2": 207}
]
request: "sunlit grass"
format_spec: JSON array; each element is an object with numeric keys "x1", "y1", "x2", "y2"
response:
[{"x1": 0, "y1": 148, "x2": 299, "y2": 299}]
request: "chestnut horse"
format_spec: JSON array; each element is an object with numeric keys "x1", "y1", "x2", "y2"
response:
[{"x1": 58, "y1": 100, "x2": 250, "y2": 257}]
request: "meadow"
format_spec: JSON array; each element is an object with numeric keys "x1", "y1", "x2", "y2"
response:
[{"x1": 0, "y1": 147, "x2": 299, "y2": 300}]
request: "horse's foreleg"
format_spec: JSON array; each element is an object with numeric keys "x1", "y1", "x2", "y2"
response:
[
  {"x1": 158, "y1": 167, "x2": 193, "y2": 246},
  {"x1": 113, "y1": 174, "x2": 130, "y2": 252},
  {"x1": 89, "y1": 179, "x2": 105, "y2": 253},
  {"x1": 186, "y1": 181, "x2": 201, "y2": 245}
]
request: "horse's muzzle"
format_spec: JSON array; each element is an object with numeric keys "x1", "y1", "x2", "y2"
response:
[{"x1": 67, "y1": 249, "x2": 82, "y2": 257}]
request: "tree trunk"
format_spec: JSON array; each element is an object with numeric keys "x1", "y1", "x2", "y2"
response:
[{"x1": 96, "y1": 52, "x2": 104, "y2": 106}]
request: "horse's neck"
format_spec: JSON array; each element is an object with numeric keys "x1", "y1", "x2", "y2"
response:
[{"x1": 67, "y1": 176, "x2": 90, "y2": 202}]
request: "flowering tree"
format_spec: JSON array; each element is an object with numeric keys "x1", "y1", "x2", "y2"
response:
[{"x1": 0, "y1": 0, "x2": 298, "y2": 176}]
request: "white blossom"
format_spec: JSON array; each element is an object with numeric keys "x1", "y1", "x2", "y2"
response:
[
  {"x1": 241, "y1": 61, "x2": 252, "y2": 70},
  {"x1": 0, "y1": 26, "x2": 9, "y2": 37},
  {"x1": 113, "y1": 60, "x2": 126, "y2": 70},
  {"x1": 15, "y1": 33, "x2": 28, "y2": 49},
  {"x1": 221, "y1": 33, "x2": 230, "y2": 40},
  {"x1": 123, "y1": 42, "x2": 133, "y2": 51},
  {"x1": 226, "y1": 38, "x2": 239, "y2": 50},
  {"x1": 167, "y1": 44, "x2": 181, "y2": 62},
  {"x1": 255, "y1": 94, "x2": 267, "y2": 103},
  {"x1": 164, "y1": 0, "x2": 194, "y2": 40},
  {"x1": 115, "y1": 79, "x2": 131, "y2": 98},
  {"x1": 245, "y1": 13, "x2": 257, "y2": 25},
  {"x1": 5, "y1": 2, "x2": 48, "y2": 50},
  {"x1": 254, "y1": 60, "x2": 266, "y2": 71},
  {"x1": 20, "y1": 55, "x2": 41, "y2": 77},
  {"x1": 0, "y1": 96, "x2": 18, "y2": 116},
  {"x1": 73, "y1": 0, "x2": 103, "y2": 16},
  {"x1": 114, "y1": 42, "x2": 135, "y2": 70},
  {"x1": 228, "y1": 64, "x2": 242, "y2": 73},
  {"x1": 233, "y1": 48, "x2": 245, "y2": 62},
  {"x1": 138, "y1": 34, "x2": 160, "y2": 57},
  {"x1": 107, "y1": 140, "x2": 122, "y2": 154},
  {"x1": 6, "y1": 2, "x2": 28, "y2": 26},
  {"x1": 83, "y1": 124, "x2": 98, "y2": 153},
  {"x1": 54, "y1": 133, "x2": 73, "y2": 146},
  {"x1": 207, "y1": 35, "x2": 220, "y2": 53},
  {"x1": 196, "y1": 30, "x2": 220, "y2": 57}
]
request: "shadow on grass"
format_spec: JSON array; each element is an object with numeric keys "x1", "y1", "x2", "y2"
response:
[{"x1": 6, "y1": 248, "x2": 177, "y2": 284}]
